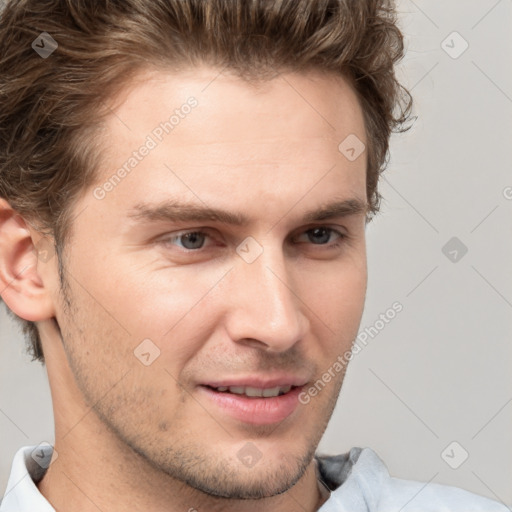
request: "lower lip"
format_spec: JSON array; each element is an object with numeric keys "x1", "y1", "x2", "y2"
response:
[{"x1": 198, "y1": 385, "x2": 303, "y2": 426}]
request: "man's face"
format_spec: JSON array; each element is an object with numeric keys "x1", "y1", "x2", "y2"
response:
[{"x1": 48, "y1": 66, "x2": 368, "y2": 498}]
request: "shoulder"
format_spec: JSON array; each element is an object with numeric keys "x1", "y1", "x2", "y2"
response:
[
  {"x1": 381, "y1": 474, "x2": 508, "y2": 511},
  {"x1": 317, "y1": 447, "x2": 508, "y2": 512}
]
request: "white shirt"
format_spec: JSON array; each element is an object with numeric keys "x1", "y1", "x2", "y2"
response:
[{"x1": 1, "y1": 445, "x2": 508, "y2": 511}]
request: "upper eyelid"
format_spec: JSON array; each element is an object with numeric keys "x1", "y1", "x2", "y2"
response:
[{"x1": 167, "y1": 225, "x2": 346, "y2": 236}]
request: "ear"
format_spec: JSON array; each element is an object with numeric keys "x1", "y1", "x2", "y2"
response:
[{"x1": 0, "y1": 198, "x2": 56, "y2": 321}]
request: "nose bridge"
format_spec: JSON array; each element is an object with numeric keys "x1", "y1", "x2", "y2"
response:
[{"x1": 226, "y1": 241, "x2": 308, "y2": 352}]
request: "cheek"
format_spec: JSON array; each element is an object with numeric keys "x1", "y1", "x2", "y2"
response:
[
  {"x1": 76, "y1": 249, "x2": 226, "y2": 337},
  {"x1": 298, "y1": 254, "x2": 367, "y2": 331}
]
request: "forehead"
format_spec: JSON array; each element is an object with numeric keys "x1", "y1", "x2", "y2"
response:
[
  {"x1": 87, "y1": 66, "x2": 367, "y2": 226},
  {"x1": 105, "y1": 65, "x2": 365, "y2": 147}
]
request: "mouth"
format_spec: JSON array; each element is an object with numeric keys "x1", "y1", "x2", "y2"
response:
[
  {"x1": 204, "y1": 384, "x2": 295, "y2": 398},
  {"x1": 197, "y1": 381, "x2": 306, "y2": 426}
]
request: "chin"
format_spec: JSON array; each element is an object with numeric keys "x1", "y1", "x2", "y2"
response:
[
  {"x1": 171, "y1": 441, "x2": 318, "y2": 500},
  {"x1": 184, "y1": 460, "x2": 307, "y2": 500}
]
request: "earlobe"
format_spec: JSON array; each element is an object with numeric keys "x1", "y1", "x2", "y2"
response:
[{"x1": 0, "y1": 198, "x2": 57, "y2": 322}]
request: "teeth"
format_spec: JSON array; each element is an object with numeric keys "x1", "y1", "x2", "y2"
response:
[
  {"x1": 213, "y1": 385, "x2": 293, "y2": 397},
  {"x1": 228, "y1": 386, "x2": 245, "y2": 395},
  {"x1": 262, "y1": 386, "x2": 281, "y2": 397},
  {"x1": 245, "y1": 386, "x2": 264, "y2": 397},
  {"x1": 279, "y1": 385, "x2": 292, "y2": 395}
]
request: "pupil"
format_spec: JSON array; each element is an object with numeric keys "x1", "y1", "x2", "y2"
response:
[
  {"x1": 182, "y1": 232, "x2": 204, "y2": 249},
  {"x1": 309, "y1": 227, "x2": 330, "y2": 244}
]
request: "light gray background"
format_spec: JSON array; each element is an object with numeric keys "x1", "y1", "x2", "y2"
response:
[{"x1": 1, "y1": 0, "x2": 511, "y2": 506}]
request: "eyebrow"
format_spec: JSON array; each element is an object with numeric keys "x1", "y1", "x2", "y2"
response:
[{"x1": 126, "y1": 197, "x2": 368, "y2": 226}]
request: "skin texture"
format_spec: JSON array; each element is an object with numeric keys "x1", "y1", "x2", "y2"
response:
[{"x1": 0, "y1": 66, "x2": 368, "y2": 512}]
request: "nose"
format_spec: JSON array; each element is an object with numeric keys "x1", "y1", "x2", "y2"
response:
[{"x1": 223, "y1": 242, "x2": 310, "y2": 353}]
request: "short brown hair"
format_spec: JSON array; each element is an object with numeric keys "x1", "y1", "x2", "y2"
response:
[{"x1": 0, "y1": 0, "x2": 412, "y2": 363}]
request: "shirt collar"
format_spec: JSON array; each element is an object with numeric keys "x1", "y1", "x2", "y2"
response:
[{"x1": 0, "y1": 445, "x2": 54, "y2": 512}]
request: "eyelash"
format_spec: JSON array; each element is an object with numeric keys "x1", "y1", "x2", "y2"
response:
[{"x1": 159, "y1": 226, "x2": 347, "y2": 252}]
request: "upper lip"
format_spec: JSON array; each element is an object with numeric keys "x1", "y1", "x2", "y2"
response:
[{"x1": 202, "y1": 375, "x2": 309, "y2": 389}]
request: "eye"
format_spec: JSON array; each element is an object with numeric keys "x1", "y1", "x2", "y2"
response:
[
  {"x1": 162, "y1": 230, "x2": 213, "y2": 250},
  {"x1": 294, "y1": 227, "x2": 346, "y2": 247},
  {"x1": 158, "y1": 226, "x2": 346, "y2": 254}
]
